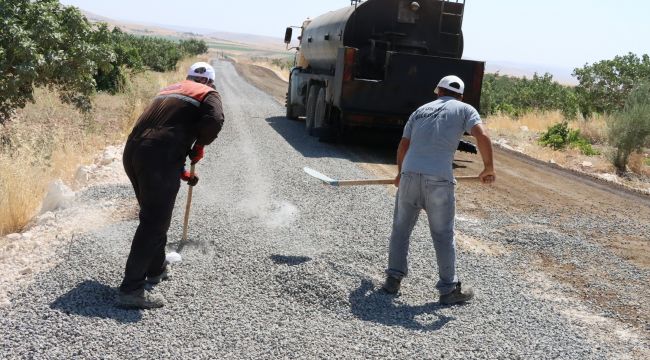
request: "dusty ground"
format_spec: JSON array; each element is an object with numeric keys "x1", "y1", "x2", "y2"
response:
[
  {"x1": 238, "y1": 62, "x2": 650, "y2": 331},
  {"x1": 232, "y1": 61, "x2": 288, "y2": 105}
]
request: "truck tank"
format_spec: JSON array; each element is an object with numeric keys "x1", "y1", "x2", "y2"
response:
[{"x1": 300, "y1": 0, "x2": 464, "y2": 79}]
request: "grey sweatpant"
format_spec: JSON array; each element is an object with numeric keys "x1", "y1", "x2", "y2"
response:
[{"x1": 386, "y1": 172, "x2": 459, "y2": 295}]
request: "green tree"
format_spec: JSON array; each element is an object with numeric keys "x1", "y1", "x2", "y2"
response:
[
  {"x1": 1, "y1": 0, "x2": 208, "y2": 114},
  {"x1": 573, "y1": 53, "x2": 650, "y2": 117},
  {"x1": 608, "y1": 82, "x2": 650, "y2": 173},
  {"x1": 0, "y1": 0, "x2": 114, "y2": 123}
]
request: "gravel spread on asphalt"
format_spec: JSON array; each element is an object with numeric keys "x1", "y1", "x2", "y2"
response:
[{"x1": 1, "y1": 60, "x2": 648, "y2": 359}]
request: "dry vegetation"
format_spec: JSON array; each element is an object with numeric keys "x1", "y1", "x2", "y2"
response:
[
  {"x1": 485, "y1": 111, "x2": 650, "y2": 190},
  {"x1": 0, "y1": 57, "x2": 205, "y2": 236}
]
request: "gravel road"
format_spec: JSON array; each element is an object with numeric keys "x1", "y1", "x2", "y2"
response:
[{"x1": 1, "y1": 60, "x2": 648, "y2": 359}]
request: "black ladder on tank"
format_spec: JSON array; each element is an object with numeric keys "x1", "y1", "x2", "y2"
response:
[{"x1": 438, "y1": 0, "x2": 465, "y2": 57}]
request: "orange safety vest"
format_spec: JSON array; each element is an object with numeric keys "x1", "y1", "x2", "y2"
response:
[{"x1": 156, "y1": 80, "x2": 215, "y2": 108}]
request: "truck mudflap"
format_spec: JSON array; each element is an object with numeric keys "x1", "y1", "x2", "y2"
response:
[{"x1": 338, "y1": 52, "x2": 485, "y2": 118}]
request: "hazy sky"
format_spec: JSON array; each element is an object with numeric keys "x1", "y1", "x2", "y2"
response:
[{"x1": 59, "y1": 0, "x2": 649, "y2": 70}]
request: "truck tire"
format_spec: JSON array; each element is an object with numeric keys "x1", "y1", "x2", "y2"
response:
[
  {"x1": 319, "y1": 105, "x2": 340, "y2": 143},
  {"x1": 285, "y1": 93, "x2": 298, "y2": 120},
  {"x1": 305, "y1": 85, "x2": 319, "y2": 135},
  {"x1": 313, "y1": 88, "x2": 327, "y2": 136},
  {"x1": 285, "y1": 81, "x2": 298, "y2": 120},
  {"x1": 313, "y1": 88, "x2": 337, "y2": 142}
]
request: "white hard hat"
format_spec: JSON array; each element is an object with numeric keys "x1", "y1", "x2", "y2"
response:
[
  {"x1": 188, "y1": 62, "x2": 215, "y2": 82},
  {"x1": 434, "y1": 75, "x2": 465, "y2": 95}
]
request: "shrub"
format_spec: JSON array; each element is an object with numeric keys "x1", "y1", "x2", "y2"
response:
[
  {"x1": 271, "y1": 58, "x2": 294, "y2": 70},
  {"x1": 539, "y1": 122, "x2": 599, "y2": 155},
  {"x1": 573, "y1": 138, "x2": 599, "y2": 156},
  {"x1": 94, "y1": 31, "x2": 208, "y2": 93},
  {"x1": 539, "y1": 122, "x2": 571, "y2": 150},
  {"x1": 608, "y1": 82, "x2": 650, "y2": 172},
  {"x1": 180, "y1": 39, "x2": 208, "y2": 56}
]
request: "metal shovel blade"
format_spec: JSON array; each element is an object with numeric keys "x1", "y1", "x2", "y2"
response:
[{"x1": 303, "y1": 167, "x2": 337, "y2": 185}]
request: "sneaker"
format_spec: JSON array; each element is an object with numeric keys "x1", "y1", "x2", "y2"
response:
[
  {"x1": 146, "y1": 267, "x2": 169, "y2": 285},
  {"x1": 439, "y1": 282, "x2": 474, "y2": 305},
  {"x1": 382, "y1": 276, "x2": 401, "y2": 294},
  {"x1": 117, "y1": 290, "x2": 165, "y2": 309}
]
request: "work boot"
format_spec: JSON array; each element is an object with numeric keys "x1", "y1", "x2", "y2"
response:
[
  {"x1": 117, "y1": 290, "x2": 165, "y2": 309},
  {"x1": 382, "y1": 276, "x2": 402, "y2": 294},
  {"x1": 439, "y1": 282, "x2": 474, "y2": 305},
  {"x1": 146, "y1": 267, "x2": 169, "y2": 285}
]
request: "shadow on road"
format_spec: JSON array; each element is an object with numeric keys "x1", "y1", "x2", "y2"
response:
[
  {"x1": 349, "y1": 279, "x2": 454, "y2": 332},
  {"x1": 50, "y1": 280, "x2": 142, "y2": 323},
  {"x1": 265, "y1": 116, "x2": 397, "y2": 164},
  {"x1": 270, "y1": 254, "x2": 312, "y2": 266}
]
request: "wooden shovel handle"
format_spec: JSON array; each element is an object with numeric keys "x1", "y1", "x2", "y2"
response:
[
  {"x1": 335, "y1": 176, "x2": 481, "y2": 186},
  {"x1": 336, "y1": 179, "x2": 395, "y2": 186},
  {"x1": 181, "y1": 164, "x2": 195, "y2": 242}
]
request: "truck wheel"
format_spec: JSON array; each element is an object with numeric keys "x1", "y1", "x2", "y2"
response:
[
  {"x1": 319, "y1": 106, "x2": 340, "y2": 143},
  {"x1": 285, "y1": 82, "x2": 298, "y2": 120},
  {"x1": 313, "y1": 88, "x2": 336, "y2": 142},
  {"x1": 305, "y1": 85, "x2": 319, "y2": 135},
  {"x1": 313, "y1": 88, "x2": 327, "y2": 136}
]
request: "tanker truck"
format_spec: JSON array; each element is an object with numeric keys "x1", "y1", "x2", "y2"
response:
[{"x1": 283, "y1": 0, "x2": 485, "y2": 141}]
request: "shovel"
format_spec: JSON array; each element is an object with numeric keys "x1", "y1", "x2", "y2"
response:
[
  {"x1": 303, "y1": 167, "x2": 480, "y2": 186},
  {"x1": 166, "y1": 164, "x2": 196, "y2": 264}
]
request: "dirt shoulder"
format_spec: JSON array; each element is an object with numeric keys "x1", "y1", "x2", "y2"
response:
[{"x1": 231, "y1": 61, "x2": 287, "y2": 105}]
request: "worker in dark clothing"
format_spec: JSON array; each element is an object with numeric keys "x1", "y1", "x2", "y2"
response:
[{"x1": 118, "y1": 62, "x2": 225, "y2": 309}]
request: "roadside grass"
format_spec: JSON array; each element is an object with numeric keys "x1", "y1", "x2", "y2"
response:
[
  {"x1": 485, "y1": 111, "x2": 649, "y2": 192},
  {"x1": 485, "y1": 110, "x2": 565, "y2": 134},
  {"x1": 575, "y1": 114, "x2": 609, "y2": 145},
  {"x1": 629, "y1": 152, "x2": 650, "y2": 176},
  {"x1": 0, "y1": 57, "x2": 203, "y2": 236},
  {"x1": 484, "y1": 110, "x2": 615, "y2": 172},
  {"x1": 486, "y1": 111, "x2": 607, "y2": 140}
]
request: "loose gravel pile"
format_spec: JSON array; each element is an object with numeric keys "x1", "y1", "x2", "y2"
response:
[
  {"x1": 1, "y1": 60, "x2": 647, "y2": 359},
  {"x1": 0, "y1": 145, "x2": 131, "y2": 308}
]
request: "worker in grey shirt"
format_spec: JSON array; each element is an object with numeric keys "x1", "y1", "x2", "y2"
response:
[{"x1": 382, "y1": 75, "x2": 496, "y2": 305}]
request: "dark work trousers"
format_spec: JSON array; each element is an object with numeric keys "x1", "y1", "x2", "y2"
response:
[{"x1": 119, "y1": 138, "x2": 182, "y2": 294}]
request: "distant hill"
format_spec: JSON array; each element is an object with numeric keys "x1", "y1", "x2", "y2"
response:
[
  {"x1": 79, "y1": 9, "x2": 284, "y2": 52},
  {"x1": 81, "y1": 9, "x2": 198, "y2": 38},
  {"x1": 207, "y1": 31, "x2": 285, "y2": 51}
]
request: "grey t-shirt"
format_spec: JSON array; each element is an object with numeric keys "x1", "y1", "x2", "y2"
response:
[{"x1": 402, "y1": 96, "x2": 482, "y2": 181}]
